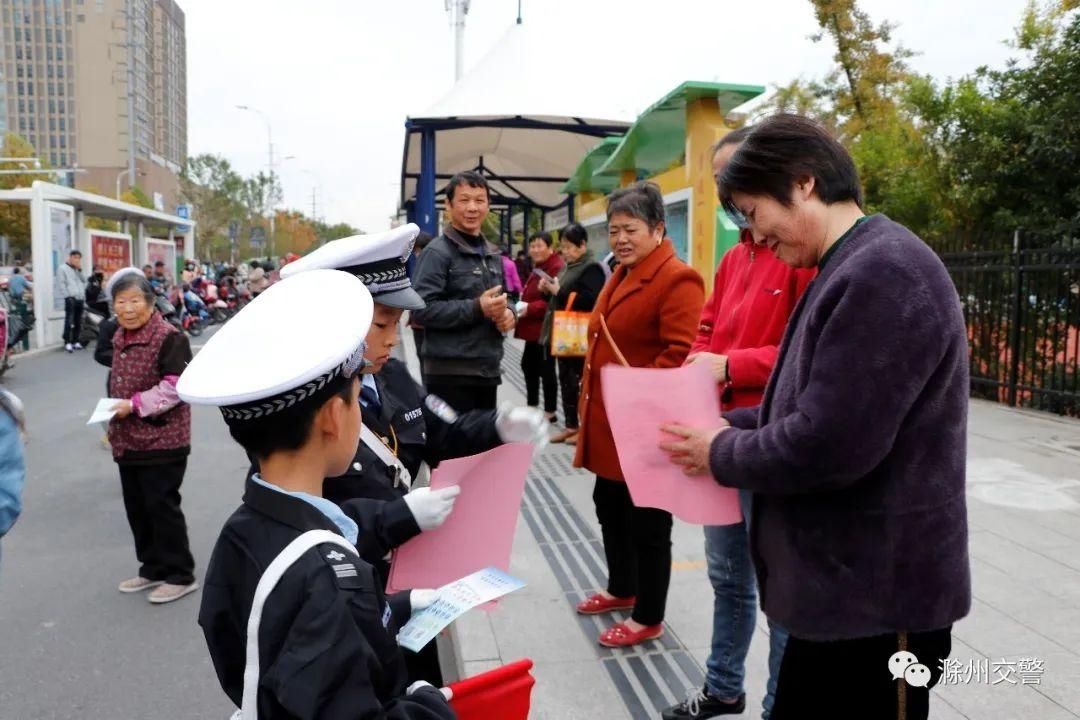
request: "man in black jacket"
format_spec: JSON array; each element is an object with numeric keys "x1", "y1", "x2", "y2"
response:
[{"x1": 411, "y1": 172, "x2": 515, "y2": 411}]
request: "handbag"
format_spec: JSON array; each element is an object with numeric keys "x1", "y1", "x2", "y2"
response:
[
  {"x1": 549, "y1": 292, "x2": 590, "y2": 358},
  {"x1": 230, "y1": 530, "x2": 359, "y2": 720}
]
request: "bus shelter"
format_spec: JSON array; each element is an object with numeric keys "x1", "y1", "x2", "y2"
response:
[{"x1": 0, "y1": 181, "x2": 196, "y2": 348}]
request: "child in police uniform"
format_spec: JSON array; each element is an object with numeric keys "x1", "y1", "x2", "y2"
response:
[
  {"x1": 278, "y1": 225, "x2": 549, "y2": 686},
  {"x1": 179, "y1": 269, "x2": 455, "y2": 719}
]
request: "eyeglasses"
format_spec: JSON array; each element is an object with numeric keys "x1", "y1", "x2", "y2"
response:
[
  {"x1": 714, "y1": 173, "x2": 749, "y2": 229},
  {"x1": 723, "y1": 206, "x2": 749, "y2": 230}
]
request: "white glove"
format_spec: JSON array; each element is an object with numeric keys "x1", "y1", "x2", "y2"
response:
[
  {"x1": 410, "y1": 589, "x2": 439, "y2": 614},
  {"x1": 495, "y1": 403, "x2": 549, "y2": 448},
  {"x1": 407, "y1": 680, "x2": 434, "y2": 696},
  {"x1": 403, "y1": 486, "x2": 462, "y2": 531}
]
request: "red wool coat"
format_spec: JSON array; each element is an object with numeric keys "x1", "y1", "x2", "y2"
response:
[
  {"x1": 692, "y1": 235, "x2": 815, "y2": 411},
  {"x1": 515, "y1": 252, "x2": 564, "y2": 343},
  {"x1": 574, "y1": 239, "x2": 705, "y2": 481}
]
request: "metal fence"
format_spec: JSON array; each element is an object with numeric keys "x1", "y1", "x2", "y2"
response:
[{"x1": 931, "y1": 228, "x2": 1080, "y2": 417}]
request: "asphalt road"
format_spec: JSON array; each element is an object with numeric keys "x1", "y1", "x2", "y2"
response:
[{"x1": 0, "y1": 332, "x2": 241, "y2": 719}]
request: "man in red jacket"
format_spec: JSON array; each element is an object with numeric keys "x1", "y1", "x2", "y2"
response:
[{"x1": 663, "y1": 127, "x2": 814, "y2": 720}]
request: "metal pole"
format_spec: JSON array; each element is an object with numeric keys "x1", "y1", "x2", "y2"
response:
[
  {"x1": 236, "y1": 106, "x2": 276, "y2": 259},
  {"x1": 417, "y1": 128, "x2": 437, "y2": 236},
  {"x1": 450, "y1": 0, "x2": 470, "y2": 82},
  {"x1": 268, "y1": 129, "x2": 275, "y2": 260},
  {"x1": 1007, "y1": 229, "x2": 1023, "y2": 407},
  {"x1": 115, "y1": 169, "x2": 129, "y2": 199},
  {"x1": 125, "y1": 0, "x2": 136, "y2": 184}
]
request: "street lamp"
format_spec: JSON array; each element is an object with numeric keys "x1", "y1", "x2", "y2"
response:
[
  {"x1": 236, "y1": 104, "x2": 278, "y2": 257},
  {"x1": 115, "y1": 167, "x2": 145, "y2": 199}
]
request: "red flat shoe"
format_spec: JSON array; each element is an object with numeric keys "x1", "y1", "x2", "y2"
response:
[
  {"x1": 598, "y1": 622, "x2": 664, "y2": 648},
  {"x1": 575, "y1": 592, "x2": 636, "y2": 615}
]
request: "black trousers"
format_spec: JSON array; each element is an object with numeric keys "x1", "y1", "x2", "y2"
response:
[
  {"x1": 593, "y1": 476, "x2": 673, "y2": 626},
  {"x1": 772, "y1": 626, "x2": 952, "y2": 720},
  {"x1": 424, "y1": 380, "x2": 498, "y2": 413},
  {"x1": 557, "y1": 357, "x2": 584, "y2": 430},
  {"x1": 520, "y1": 341, "x2": 557, "y2": 414},
  {"x1": 63, "y1": 297, "x2": 84, "y2": 345},
  {"x1": 118, "y1": 459, "x2": 196, "y2": 585}
]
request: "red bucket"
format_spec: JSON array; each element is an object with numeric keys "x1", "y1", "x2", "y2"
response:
[{"x1": 448, "y1": 658, "x2": 535, "y2": 720}]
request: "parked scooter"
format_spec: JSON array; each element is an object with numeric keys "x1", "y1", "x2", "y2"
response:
[{"x1": 79, "y1": 304, "x2": 107, "y2": 347}]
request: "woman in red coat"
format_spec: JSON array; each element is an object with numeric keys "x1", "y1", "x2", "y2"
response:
[{"x1": 573, "y1": 181, "x2": 705, "y2": 647}]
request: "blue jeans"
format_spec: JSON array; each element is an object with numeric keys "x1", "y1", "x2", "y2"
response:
[{"x1": 704, "y1": 490, "x2": 788, "y2": 719}]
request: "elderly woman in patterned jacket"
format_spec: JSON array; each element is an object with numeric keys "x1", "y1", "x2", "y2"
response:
[{"x1": 106, "y1": 268, "x2": 198, "y2": 605}]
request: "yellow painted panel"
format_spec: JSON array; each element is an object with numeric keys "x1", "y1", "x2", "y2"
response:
[
  {"x1": 686, "y1": 97, "x2": 728, "y2": 291},
  {"x1": 648, "y1": 164, "x2": 689, "y2": 196}
]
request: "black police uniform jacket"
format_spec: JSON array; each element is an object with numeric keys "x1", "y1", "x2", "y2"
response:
[
  {"x1": 324, "y1": 358, "x2": 500, "y2": 505},
  {"x1": 199, "y1": 477, "x2": 456, "y2": 720}
]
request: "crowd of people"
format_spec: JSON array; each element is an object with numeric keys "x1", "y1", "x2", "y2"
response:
[{"x1": 0, "y1": 113, "x2": 971, "y2": 720}]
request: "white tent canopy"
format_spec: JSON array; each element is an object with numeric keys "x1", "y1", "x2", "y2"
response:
[{"x1": 401, "y1": 22, "x2": 633, "y2": 213}]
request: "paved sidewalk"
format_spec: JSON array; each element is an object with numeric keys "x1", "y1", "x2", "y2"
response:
[{"x1": 410, "y1": 335, "x2": 1080, "y2": 719}]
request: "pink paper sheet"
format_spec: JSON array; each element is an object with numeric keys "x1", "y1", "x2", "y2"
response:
[
  {"x1": 387, "y1": 442, "x2": 533, "y2": 594},
  {"x1": 601, "y1": 362, "x2": 742, "y2": 526}
]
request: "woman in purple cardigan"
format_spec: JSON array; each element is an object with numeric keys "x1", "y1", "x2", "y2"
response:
[{"x1": 662, "y1": 114, "x2": 971, "y2": 720}]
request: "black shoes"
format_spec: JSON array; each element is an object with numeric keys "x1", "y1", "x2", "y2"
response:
[{"x1": 662, "y1": 688, "x2": 746, "y2": 719}]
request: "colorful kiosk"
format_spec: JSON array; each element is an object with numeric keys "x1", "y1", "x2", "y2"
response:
[{"x1": 563, "y1": 81, "x2": 766, "y2": 290}]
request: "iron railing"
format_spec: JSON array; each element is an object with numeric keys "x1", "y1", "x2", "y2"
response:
[{"x1": 931, "y1": 227, "x2": 1080, "y2": 417}]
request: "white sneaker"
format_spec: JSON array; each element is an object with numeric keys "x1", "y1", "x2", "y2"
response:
[
  {"x1": 74, "y1": 342, "x2": 84, "y2": 350},
  {"x1": 65, "y1": 343, "x2": 74, "y2": 353}
]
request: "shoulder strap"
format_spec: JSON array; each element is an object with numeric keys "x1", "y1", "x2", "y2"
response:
[
  {"x1": 360, "y1": 423, "x2": 413, "y2": 490},
  {"x1": 237, "y1": 530, "x2": 359, "y2": 720}
]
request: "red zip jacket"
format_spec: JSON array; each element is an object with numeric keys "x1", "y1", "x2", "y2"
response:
[{"x1": 691, "y1": 233, "x2": 815, "y2": 411}]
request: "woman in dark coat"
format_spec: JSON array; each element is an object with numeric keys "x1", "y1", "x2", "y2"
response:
[
  {"x1": 107, "y1": 271, "x2": 198, "y2": 605},
  {"x1": 539, "y1": 222, "x2": 606, "y2": 445},
  {"x1": 515, "y1": 231, "x2": 564, "y2": 421},
  {"x1": 662, "y1": 114, "x2": 970, "y2": 720}
]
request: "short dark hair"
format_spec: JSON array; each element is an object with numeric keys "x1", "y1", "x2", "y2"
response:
[
  {"x1": 606, "y1": 181, "x2": 665, "y2": 230},
  {"x1": 560, "y1": 222, "x2": 588, "y2": 247},
  {"x1": 227, "y1": 376, "x2": 355, "y2": 459},
  {"x1": 719, "y1": 114, "x2": 863, "y2": 213},
  {"x1": 414, "y1": 231, "x2": 433, "y2": 253},
  {"x1": 528, "y1": 231, "x2": 553, "y2": 247},
  {"x1": 711, "y1": 125, "x2": 754, "y2": 155},
  {"x1": 446, "y1": 171, "x2": 490, "y2": 202},
  {"x1": 110, "y1": 273, "x2": 155, "y2": 304},
  {"x1": 69, "y1": 250, "x2": 82, "y2": 258},
  {"x1": 13, "y1": 268, "x2": 20, "y2": 275}
]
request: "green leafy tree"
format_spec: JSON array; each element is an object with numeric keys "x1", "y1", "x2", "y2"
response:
[
  {"x1": 312, "y1": 220, "x2": 361, "y2": 246},
  {"x1": 180, "y1": 154, "x2": 248, "y2": 262},
  {"x1": 0, "y1": 133, "x2": 50, "y2": 254}
]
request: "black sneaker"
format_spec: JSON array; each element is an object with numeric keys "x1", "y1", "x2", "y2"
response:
[{"x1": 662, "y1": 688, "x2": 746, "y2": 719}]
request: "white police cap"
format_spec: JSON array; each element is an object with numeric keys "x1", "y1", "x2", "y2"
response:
[
  {"x1": 177, "y1": 269, "x2": 373, "y2": 423},
  {"x1": 280, "y1": 224, "x2": 424, "y2": 310}
]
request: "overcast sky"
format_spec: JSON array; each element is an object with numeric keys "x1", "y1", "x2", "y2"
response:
[{"x1": 183, "y1": 0, "x2": 1028, "y2": 233}]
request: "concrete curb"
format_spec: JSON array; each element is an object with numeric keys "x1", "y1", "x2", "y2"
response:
[{"x1": 10, "y1": 343, "x2": 66, "y2": 360}]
